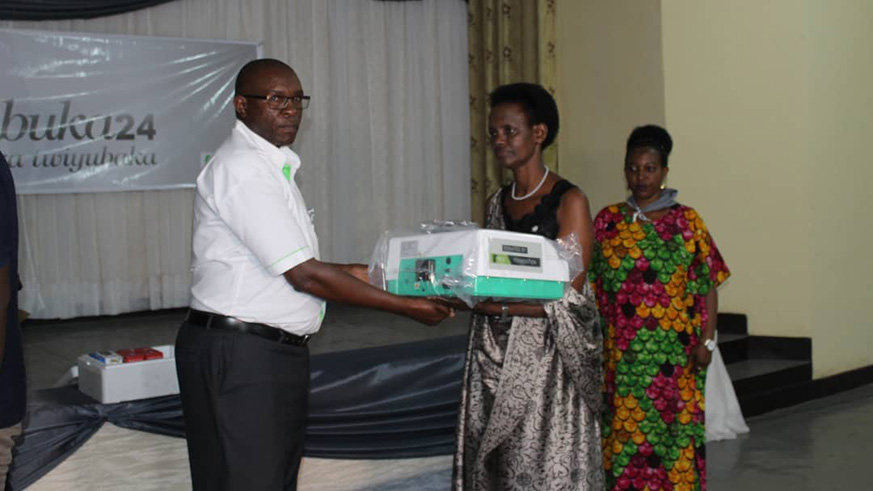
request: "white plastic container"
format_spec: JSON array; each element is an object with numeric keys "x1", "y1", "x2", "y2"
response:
[{"x1": 77, "y1": 345, "x2": 179, "y2": 404}]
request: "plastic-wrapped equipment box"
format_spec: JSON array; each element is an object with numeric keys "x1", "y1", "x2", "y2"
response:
[{"x1": 381, "y1": 228, "x2": 571, "y2": 302}]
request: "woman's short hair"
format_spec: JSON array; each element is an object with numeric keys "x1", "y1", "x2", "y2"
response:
[
  {"x1": 489, "y1": 83, "x2": 560, "y2": 150},
  {"x1": 626, "y1": 124, "x2": 673, "y2": 167}
]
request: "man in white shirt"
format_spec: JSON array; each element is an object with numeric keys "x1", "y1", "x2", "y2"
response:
[{"x1": 175, "y1": 58, "x2": 454, "y2": 491}]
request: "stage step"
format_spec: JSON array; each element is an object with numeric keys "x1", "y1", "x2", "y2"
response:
[
  {"x1": 717, "y1": 313, "x2": 813, "y2": 417},
  {"x1": 716, "y1": 332, "x2": 747, "y2": 365}
]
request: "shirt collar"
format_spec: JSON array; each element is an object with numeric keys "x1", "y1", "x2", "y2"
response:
[{"x1": 234, "y1": 120, "x2": 302, "y2": 179}]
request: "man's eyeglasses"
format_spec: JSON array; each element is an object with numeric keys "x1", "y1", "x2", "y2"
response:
[{"x1": 242, "y1": 94, "x2": 311, "y2": 110}]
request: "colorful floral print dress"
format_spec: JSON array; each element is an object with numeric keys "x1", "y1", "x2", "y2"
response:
[{"x1": 589, "y1": 203, "x2": 730, "y2": 491}]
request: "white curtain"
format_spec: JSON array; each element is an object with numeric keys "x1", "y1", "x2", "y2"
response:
[{"x1": 2, "y1": 0, "x2": 471, "y2": 319}]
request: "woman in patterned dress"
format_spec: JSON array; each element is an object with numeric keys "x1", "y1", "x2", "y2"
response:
[
  {"x1": 451, "y1": 83, "x2": 604, "y2": 490},
  {"x1": 590, "y1": 125, "x2": 730, "y2": 491}
]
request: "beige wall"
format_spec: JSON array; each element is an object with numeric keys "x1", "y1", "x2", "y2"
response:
[
  {"x1": 559, "y1": 0, "x2": 873, "y2": 377},
  {"x1": 659, "y1": 1, "x2": 813, "y2": 341},
  {"x1": 806, "y1": 2, "x2": 873, "y2": 376},
  {"x1": 556, "y1": 0, "x2": 665, "y2": 213}
]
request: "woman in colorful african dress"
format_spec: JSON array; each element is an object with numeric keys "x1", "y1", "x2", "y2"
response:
[
  {"x1": 590, "y1": 125, "x2": 730, "y2": 491},
  {"x1": 451, "y1": 83, "x2": 603, "y2": 490}
]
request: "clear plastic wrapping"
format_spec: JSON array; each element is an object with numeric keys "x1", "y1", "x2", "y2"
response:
[{"x1": 368, "y1": 221, "x2": 584, "y2": 307}]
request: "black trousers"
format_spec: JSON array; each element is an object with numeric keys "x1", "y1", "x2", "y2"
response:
[{"x1": 175, "y1": 322, "x2": 310, "y2": 491}]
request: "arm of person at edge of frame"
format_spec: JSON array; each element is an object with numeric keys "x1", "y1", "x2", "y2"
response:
[
  {"x1": 440, "y1": 188, "x2": 595, "y2": 319},
  {"x1": 284, "y1": 259, "x2": 454, "y2": 326},
  {"x1": 687, "y1": 288, "x2": 718, "y2": 373},
  {"x1": 0, "y1": 264, "x2": 9, "y2": 365}
]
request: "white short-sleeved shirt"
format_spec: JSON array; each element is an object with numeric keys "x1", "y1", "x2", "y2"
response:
[{"x1": 189, "y1": 120, "x2": 325, "y2": 335}]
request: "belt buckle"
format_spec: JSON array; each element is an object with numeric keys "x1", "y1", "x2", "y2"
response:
[{"x1": 278, "y1": 330, "x2": 308, "y2": 346}]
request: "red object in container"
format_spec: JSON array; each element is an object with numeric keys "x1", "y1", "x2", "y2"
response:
[
  {"x1": 115, "y1": 347, "x2": 163, "y2": 363},
  {"x1": 139, "y1": 347, "x2": 164, "y2": 360},
  {"x1": 116, "y1": 348, "x2": 145, "y2": 363}
]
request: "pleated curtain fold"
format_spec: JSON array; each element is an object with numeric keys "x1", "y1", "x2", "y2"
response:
[
  {"x1": 467, "y1": 0, "x2": 558, "y2": 226},
  {"x1": 3, "y1": 0, "x2": 470, "y2": 319}
]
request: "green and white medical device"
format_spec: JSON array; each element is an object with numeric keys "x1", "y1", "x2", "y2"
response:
[{"x1": 383, "y1": 229, "x2": 570, "y2": 301}]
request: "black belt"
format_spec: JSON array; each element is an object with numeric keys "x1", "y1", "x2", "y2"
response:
[{"x1": 185, "y1": 309, "x2": 311, "y2": 347}]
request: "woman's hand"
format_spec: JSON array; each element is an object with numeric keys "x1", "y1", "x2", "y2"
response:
[
  {"x1": 475, "y1": 300, "x2": 548, "y2": 319},
  {"x1": 432, "y1": 298, "x2": 552, "y2": 319},
  {"x1": 471, "y1": 301, "x2": 503, "y2": 317},
  {"x1": 686, "y1": 344, "x2": 712, "y2": 374},
  {"x1": 688, "y1": 289, "x2": 719, "y2": 375}
]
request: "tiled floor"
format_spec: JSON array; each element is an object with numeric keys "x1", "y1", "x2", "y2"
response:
[
  {"x1": 707, "y1": 382, "x2": 873, "y2": 490},
  {"x1": 19, "y1": 307, "x2": 873, "y2": 489}
]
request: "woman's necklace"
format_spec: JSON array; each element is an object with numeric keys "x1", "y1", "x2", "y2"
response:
[{"x1": 511, "y1": 166, "x2": 550, "y2": 201}]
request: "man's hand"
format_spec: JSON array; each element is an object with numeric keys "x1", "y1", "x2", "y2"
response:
[
  {"x1": 285, "y1": 259, "x2": 454, "y2": 325},
  {"x1": 406, "y1": 298, "x2": 455, "y2": 326},
  {"x1": 429, "y1": 297, "x2": 472, "y2": 311},
  {"x1": 686, "y1": 344, "x2": 712, "y2": 374}
]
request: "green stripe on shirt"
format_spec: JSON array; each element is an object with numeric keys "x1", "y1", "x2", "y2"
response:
[{"x1": 269, "y1": 245, "x2": 310, "y2": 268}]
